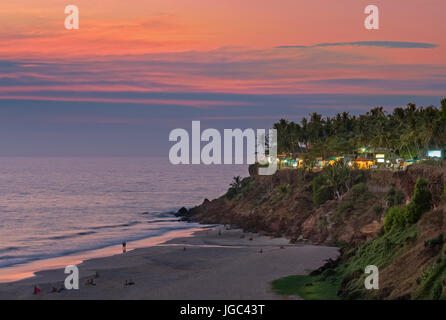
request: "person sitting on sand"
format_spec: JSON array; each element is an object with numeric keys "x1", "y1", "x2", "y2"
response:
[
  {"x1": 33, "y1": 285, "x2": 40, "y2": 295},
  {"x1": 125, "y1": 279, "x2": 135, "y2": 286}
]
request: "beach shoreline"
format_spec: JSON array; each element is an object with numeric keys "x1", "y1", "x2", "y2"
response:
[
  {"x1": 0, "y1": 226, "x2": 210, "y2": 284},
  {"x1": 0, "y1": 226, "x2": 339, "y2": 300}
]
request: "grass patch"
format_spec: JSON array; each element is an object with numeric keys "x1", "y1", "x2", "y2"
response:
[
  {"x1": 344, "y1": 224, "x2": 417, "y2": 273},
  {"x1": 413, "y1": 258, "x2": 446, "y2": 299},
  {"x1": 272, "y1": 224, "x2": 420, "y2": 300},
  {"x1": 271, "y1": 274, "x2": 341, "y2": 300}
]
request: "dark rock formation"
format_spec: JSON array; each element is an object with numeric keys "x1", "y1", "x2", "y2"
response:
[{"x1": 175, "y1": 207, "x2": 189, "y2": 217}]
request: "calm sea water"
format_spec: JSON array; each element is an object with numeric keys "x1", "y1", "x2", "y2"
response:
[{"x1": 0, "y1": 157, "x2": 248, "y2": 269}]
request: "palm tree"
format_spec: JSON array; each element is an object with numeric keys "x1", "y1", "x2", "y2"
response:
[
  {"x1": 230, "y1": 176, "x2": 242, "y2": 190},
  {"x1": 272, "y1": 99, "x2": 446, "y2": 162}
]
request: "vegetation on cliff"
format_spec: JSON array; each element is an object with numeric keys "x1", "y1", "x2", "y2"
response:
[
  {"x1": 272, "y1": 170, "x2": 446, "y2": 300},
  {"x1": 178, "y1": 162, "x2": 446, "y2": 300},
  {"x1": 273, "y1": 99, "x2": 446, "y2": 160},
  {"x1": 248, "y1": 101, "x2": 446, "y2": 300},
  {"x1": 177, "y1": 102, "x2": 446, "y2": 299}
]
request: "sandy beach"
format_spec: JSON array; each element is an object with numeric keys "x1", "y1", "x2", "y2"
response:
[{"x1": 0, "y1": 227, "x2": 338, "y2": 300}]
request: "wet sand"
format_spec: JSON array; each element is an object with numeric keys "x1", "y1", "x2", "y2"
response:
[{"x1": 0, "y1": 227, "x2": 339, "y2": 300}]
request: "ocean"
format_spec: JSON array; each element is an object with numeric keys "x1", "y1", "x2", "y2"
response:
[{"x1": 0, "y1": 157, "x2": 248, "y2": 270}]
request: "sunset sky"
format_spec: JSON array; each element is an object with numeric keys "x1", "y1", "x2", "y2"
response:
[{"x1": 0, "y1": 0, "x2": 445, "y2": 156}]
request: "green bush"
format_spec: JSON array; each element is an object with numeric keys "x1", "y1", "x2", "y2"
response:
[
  {"x1": 276, "y1": 184, "x2": 290, "y2": 194},
  {"x1": 420, "y1": 263, "x2": 438, "y2": 283},
  {"x1": 384, "y1": 238, "x2": 394, "y2": 255},
  {"x1": 313, "y1": 175, "x2": 333, "y2": 207},
  {"x1": 432, "y1": 280, "x2": 443, "y2": 300},
  {"x1": 383, "y1": 206, "x2": 406, "y2": 233},
  {"x1": 383, "y1": 209, "x2": 394, "y2": 233},
  {"x1": 314, "y1": 186, "x2": 333, "y2": 207},
  {"x1": 425, "y1": 234, "x2": 444, "y2": 249},
  {"x1": 271, "y1": 184, "x2": 292, "y2": 204},
  {"x1": 386, "y1": 186, "x2": 405, "y2": 207},
  {"x1": 405, "y1": 178, "x2": 432, "y2": 224},
  {"x1": 415, "y1": 259, "x2": 446, "y2": 299},
  {"x1": 373, "y1": 205, "x2": 383, "y2": 215},
  {"x1": 313, "y1": 175, "x2": 327, "y2": 192},
  {"x1": 240, "y1": 178, "x2": 254, "y2": 197},
  {"x1": 226, "y1": 187, "x2": 239, "y2": 200},
  {"x1": 351, "y1": 183, "x2": 367, "y2": 200}
]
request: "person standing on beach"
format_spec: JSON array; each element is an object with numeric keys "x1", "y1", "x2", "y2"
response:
[{"x1": 122, "y1": 241, "x2": 127, "y2": 253}]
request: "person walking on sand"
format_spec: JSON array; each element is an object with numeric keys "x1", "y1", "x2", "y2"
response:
[{"x1": 122, "y1": 241, "x2": 127, "y2": 253}]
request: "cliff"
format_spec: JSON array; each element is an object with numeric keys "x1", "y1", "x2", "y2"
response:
[
  {"x1": 180, "y1": 164, "x2": 445, "y2": 245},
  {"x1": 178, "y1": 163, "x2": 446, "y2": 299}
]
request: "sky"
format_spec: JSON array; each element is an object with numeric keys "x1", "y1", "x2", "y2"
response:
[{"x1": 0, "y1": 0, "x2": 445, "y2": 156}]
